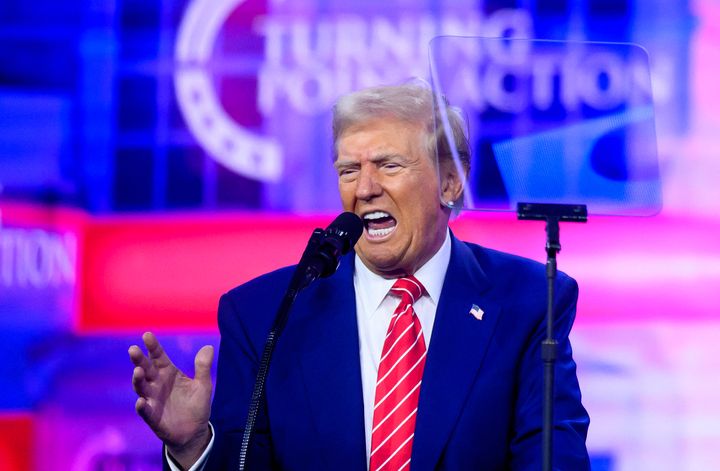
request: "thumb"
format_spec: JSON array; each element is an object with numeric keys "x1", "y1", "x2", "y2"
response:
[{"x1": 194, "y1": 345, "x2": 214, "y2": 383}]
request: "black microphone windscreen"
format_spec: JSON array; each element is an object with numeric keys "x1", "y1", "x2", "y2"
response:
[{"x1": 325, "y1": 212, "x2": 363, "y2": 254}]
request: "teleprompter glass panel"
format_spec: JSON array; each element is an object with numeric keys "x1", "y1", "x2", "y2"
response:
[{"x1": 429, "y1": 37, "x2": 661, "y2": 216}]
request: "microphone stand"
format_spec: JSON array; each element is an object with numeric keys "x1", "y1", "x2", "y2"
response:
[
  {"x1": 236, "y1": 211, "x2": 361, "y2": 470},
  {"x1": 237, "y1": 228, "x2": 326, "y2": 471},
  {"x1": 517, "y1": 202, "x2": 587, "y2": 471}
]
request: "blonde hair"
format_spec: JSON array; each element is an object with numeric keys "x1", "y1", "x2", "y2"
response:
[{"x1": 331, "y1": 82, "x2": 470, "y2": 171}]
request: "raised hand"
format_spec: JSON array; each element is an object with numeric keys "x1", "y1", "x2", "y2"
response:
[{"x1": 129, "y1": 332, "x2": 214, "y2": 467}]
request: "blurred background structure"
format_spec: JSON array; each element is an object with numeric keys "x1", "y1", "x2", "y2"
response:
[{"x1": 0, "y1": 0, "x2": 718, "y2": 469}]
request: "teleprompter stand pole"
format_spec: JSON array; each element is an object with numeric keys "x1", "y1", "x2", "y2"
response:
[{"x1": 517, "y1": 202, "x2": 587, "y2": 471}]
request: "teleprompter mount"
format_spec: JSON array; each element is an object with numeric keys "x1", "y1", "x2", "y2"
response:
[{"x1": 517, "y1": 202, "x2": 587, "y2": 471}]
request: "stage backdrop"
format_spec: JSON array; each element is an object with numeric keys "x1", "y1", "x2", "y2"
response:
[{"x1": 1, "y1": 0, "x2": 719, "y2": 470}]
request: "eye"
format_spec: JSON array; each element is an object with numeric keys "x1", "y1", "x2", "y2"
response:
[
  {"x1": 338, "y1": 167, "x2": 359, "y2": 180},
  {"x1": 382, "y1": 162, "x2": 402, "y2": 171}
]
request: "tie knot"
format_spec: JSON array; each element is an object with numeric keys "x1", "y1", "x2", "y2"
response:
[{"x1": 390, "y1": 276, "x2": 424, "y2": 304}]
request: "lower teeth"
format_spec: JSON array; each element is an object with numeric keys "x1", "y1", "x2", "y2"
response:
[{"x1": 368, "y1": 227, "x2": 394, "y2": 237}]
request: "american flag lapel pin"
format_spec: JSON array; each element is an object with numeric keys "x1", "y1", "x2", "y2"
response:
[{"x1": 469, "y1": 304, "x2": 484, "y2": 320}]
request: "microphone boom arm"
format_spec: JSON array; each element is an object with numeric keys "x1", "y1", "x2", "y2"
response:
[
  {"x1": 237, "y1": 213, "x2": 362, "y2": 470},
  {"x1": 237, "y1": 228, "x2": 322, "y2": 470}
]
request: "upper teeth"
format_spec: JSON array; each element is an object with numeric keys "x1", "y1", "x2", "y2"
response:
[{"x1": 364, "y1": 211, "x2": 390, "y2": 220}]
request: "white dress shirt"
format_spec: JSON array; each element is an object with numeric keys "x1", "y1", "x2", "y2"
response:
[
  {"x1": 354, "y1": 229, "x2": 452, "y2": 467},
  {"x1": 168, "y1": 229, "x2": 452, "y2": 470}
]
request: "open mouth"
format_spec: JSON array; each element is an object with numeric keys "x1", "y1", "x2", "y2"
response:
[{"x1": 362, "y1": 211, "x2": 397, "y2": 239}]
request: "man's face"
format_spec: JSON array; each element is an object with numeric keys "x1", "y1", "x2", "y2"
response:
[{"x1": 335, "y1": 117, "x2": 460, "y2": 277}]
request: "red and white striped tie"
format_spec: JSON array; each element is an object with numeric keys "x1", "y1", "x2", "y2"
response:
[{"x1": 369, "y1": 276, "x2": 426, "y2": 471}]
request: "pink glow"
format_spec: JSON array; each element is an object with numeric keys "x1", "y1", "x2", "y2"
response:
[
  {"x1": 80, "y1": 213, "x2": 337, "y2": 331},
  {"x1": 76, "y1": 210, "x2": 720, "y2": 331}
]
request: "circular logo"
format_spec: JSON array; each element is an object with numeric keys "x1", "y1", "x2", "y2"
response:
[{"x1": 174, "y1": 0, "x2": 282, "y2": 182}]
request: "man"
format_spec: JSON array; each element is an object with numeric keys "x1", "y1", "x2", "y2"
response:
[{"x1": 129, "y1": 83, "x2": 590, "y2": 470}]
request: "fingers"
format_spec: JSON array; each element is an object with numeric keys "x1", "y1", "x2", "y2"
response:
[
  {"x1": 128, "y1": 342, "x2": 160, "y2": 383},
  {"x1": 129, "y1": 332, "x2": 166, "y2": 397},
  {"x1": 194, "y1": 345, "x2": 214, "y2": 383},
  {"x1": 129, "y1": 344, "x2": 153, "y2": 392},
  {"x1": 132, "y1": 365, "x2": 160, "y2": 426},
  {"x1": 128, "y1": 344, "x2": 150, "y2": 369},
  {"x1": 132, "y1": 365, "x2": 150, "y2": 397},
  {"x1": 143, "y1": 332, "x2": 176, "y2": 373},
  {"x1": 135, "y1": 396, "x2": 155, "y2": 424},
  {"x1": 143, "y1": 332, "x2": 167, "y2": 360},
  {"x1": 135, "y1": 396, "x2": 145, "y2": 415}
]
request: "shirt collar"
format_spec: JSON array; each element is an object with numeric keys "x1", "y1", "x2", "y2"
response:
[
  {"x1": 413, "y1": 228, "x2": 451, "y2": 306},
  {"x1": 354, "y1": 228, "x2": 452, "y2": 312}
]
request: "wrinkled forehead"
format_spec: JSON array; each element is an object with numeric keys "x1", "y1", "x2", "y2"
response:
[{"x1": 334, "y1": 116, "x2": 432, "y2": 160}]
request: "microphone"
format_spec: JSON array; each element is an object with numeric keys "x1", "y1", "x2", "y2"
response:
[
  {"x1": 304, "y1": 211, "x2": 363, "y2": 279},
  {"x1": 238, "y1": 211, "x2": 362, "y2": 470}
]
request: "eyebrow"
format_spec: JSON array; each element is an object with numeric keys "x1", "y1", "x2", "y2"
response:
[
  {"x1": 371, "y1": 153, "x2": 404, "y2": 163},
  {"x1": 334, "y1": 153, "x2": 405, "y2": 170},
  {"x1": 333, "y1": 159, "x2": 357, "y2": 170}
]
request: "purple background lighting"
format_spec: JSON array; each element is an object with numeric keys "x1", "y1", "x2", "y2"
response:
[{"x1": 0, "y1": 0, "x2": 718, "y2": 470}]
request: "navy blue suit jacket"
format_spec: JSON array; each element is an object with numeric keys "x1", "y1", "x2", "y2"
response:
[{"x1": 204, "y1": 236, "x2": 590, "y2": 470}]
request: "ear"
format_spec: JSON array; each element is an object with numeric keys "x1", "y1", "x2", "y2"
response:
[{"x1": 440, "y1": 160, "x2": 465, "y2": 205}]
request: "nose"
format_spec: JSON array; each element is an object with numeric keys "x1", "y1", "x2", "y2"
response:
[{"x1": 355, "y1": 166, "x2": 382, "y2": 201}]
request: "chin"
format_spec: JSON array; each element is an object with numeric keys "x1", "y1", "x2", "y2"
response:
[
  {"x1": 362, "y1": 254, "x2": 397, "y2": 270},
  {"x1": 358, "y1": 249, "x2": 402, "y2": 274}
]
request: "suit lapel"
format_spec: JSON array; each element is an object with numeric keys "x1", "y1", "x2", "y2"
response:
[
  {"x1": 412, "y1": 237, "x2": 501, "y2": 470},
  {"x1": 297, "y1": 253, "x2": 367, "y2": 470}
]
